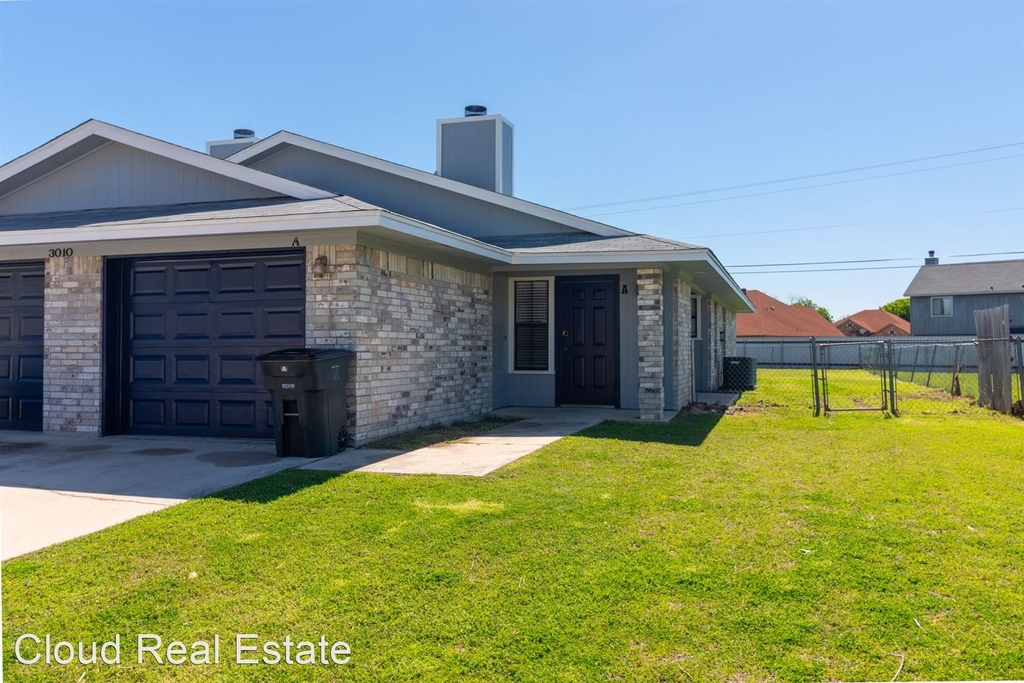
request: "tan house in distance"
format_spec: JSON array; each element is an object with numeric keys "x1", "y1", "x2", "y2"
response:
[{"x1": 834, "y1": 310, "x2": 911, "y2": 337}]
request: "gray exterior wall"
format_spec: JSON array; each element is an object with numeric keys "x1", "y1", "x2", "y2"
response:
[
  {"x1": 492, "y1": 269, "x2": 639, "y2": 410},
  {"x1": 248, "y1": 146, "x2": 577, "y2": 240},
  {"x1": 0, "y1": 142, "x2": 282, "y2": 215},
  {"x1": 439, "y1": 119, "x2": 497, "y2": 192},
  {"x1": 910, "y1": 293, "x2": 1024, "y2": 335},
  {"x1": 500, "y1": 120, "x2": 514, "y2": 196}
]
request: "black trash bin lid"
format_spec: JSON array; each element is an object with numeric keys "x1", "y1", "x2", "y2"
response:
[{"x1": 256, "y1": 348, "x2": 353, "y2": 362}]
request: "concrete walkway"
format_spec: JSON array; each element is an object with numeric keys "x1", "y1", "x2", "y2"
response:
[
  {"x1": 0, "y1": 431, "x2": 292, "y2": 560},
  {"x1": 301, "y1": 406, "x2": 666, "y2": 477}
]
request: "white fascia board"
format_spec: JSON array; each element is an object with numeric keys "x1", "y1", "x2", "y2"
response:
[
  {"x1": 228, "y1": 131, "x2": 631, "y2": 238},
  {"x1": 0, "y1": 208, "x2": 513, "y2": 264},
  {"x1": 0, "y1": 120, "x2": 334, "y2": 201},
  {"x1": 504, "y1": 248, "x2": 754, "y2": 312},
  {"x1": 435, "y1": 113, "x2": 515, "y2": 130}
]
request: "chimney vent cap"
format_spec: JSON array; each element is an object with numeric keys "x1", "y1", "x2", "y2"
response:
[
  {"x1": 464, "y1": 105, "x2": 487, "y2": 117},
  {"x1": 233, "y1": 128, "x2": 256, "y2": 139}
]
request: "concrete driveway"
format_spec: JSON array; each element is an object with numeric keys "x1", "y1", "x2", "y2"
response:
[{"x1": 0, "y1": 431, "x2": 296, "y2": 561}]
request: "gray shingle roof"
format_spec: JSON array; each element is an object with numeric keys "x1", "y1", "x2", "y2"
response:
[
  {"x1": 904, "y1": 259, "x2": 1024, "y2": 296},
  {"x1": 484, "y1": 232, "x2": 701, "y2": 253},
  {"x1": 0, "y1": 196, "x2": 377, "y2": 232}
]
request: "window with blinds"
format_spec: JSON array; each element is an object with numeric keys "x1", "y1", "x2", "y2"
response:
[{"x1": 514, "y1": 280, "x2": 550, "y2": 371}]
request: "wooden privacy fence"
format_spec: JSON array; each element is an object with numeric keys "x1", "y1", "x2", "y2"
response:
[{"x1": 975, "y1": 305, "x2": 1014, "y2": 414}]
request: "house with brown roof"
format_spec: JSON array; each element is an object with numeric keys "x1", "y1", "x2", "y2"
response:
[
  {"x1": 834, "y1": 309, "x2": 910, "y2": 337},
  {"x1": 736, "y1": 290, "x2": 845, "y2": 337}
]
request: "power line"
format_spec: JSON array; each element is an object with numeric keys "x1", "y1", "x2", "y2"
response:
[
  {"x1": 582, "y1": 153, "x2": 1024, "y2": 218},
  {"x1": 727, "y1": 250, "x2": 1024, "y2": 269},
  {"x1": 682, "y1": 206, "x2": 1024, "y2": 240},
  {"x1": 732, "y1": 264, "x2": 926, "y2": 274},
  {"x1": 567, "y1": 141, "x2": 1024, "y2": 211}
]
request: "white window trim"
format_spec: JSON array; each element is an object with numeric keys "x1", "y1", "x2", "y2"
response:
[
  {"x1": 690, "y1": 294, "x2": 703, "y2": 340},
  {"x1": 930, "y1": 296, "x2": 953, "y2": 317},
  {"x1": 508, "y1": 276, "x2": 555, "y2": 375}
]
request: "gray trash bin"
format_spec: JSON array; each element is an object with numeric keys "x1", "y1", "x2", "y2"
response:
[{"x1": 257, "y1": 348, "x2": 353, "y2": 457}]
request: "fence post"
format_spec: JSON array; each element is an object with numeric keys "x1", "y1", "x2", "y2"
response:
[
  {"x1": 926, "y1": 345, "x2": 938, "y2": 388},
  {"x1": 910, "y1": 346, "x2": 920, "y2": 382},
  {"x1": 891, "y1": 341, "x2": 899, "y2": 415},
  {"x1": 951, "y1": 344, "x2": 962, "y2": 395},
  {"x1": 810, "y1": 337, "x2": 820, "y2": 416}
]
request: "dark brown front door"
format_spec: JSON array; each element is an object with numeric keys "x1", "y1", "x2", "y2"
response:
[{"x1": 556, "y1": 275, "x2": 619, "y2": 407}]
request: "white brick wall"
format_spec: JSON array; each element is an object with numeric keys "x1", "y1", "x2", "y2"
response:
[
  {"x1": 307, "y1": 245, "x2": 492, "y2": 444},
  {"x1": 637, "y1": 268, "x2": 664, "y2": 420},
  {"x1": 43, "y1": 256, "x2": 103, "y2": 433}
]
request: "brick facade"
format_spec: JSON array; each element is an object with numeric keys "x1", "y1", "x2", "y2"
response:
[
  {"x1": 637, "y1": 268, "x2": 664, "y2": 420},
  {"x1": 670, "y1": 276, "x2": 694, "y2": 410},
  {"x1": 43, "y1": 256, "x2": 103, "y2": 434},
  {"x1": 307, "y1": 244, "x2": 492, "y2": 444}
]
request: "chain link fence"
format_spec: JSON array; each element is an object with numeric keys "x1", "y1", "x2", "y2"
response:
[{"x1": 736, "y1": 336, "x2": 1024, "y2": 417}]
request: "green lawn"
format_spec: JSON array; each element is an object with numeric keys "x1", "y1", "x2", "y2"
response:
[{"x1": 3, "y1": 376, "x2": 1024, "y2": 682}]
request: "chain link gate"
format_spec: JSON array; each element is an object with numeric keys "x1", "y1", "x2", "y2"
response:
[{"x1": 812, "y1": 339, "x2": 896, "y2": 416}]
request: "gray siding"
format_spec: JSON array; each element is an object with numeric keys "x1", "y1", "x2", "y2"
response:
[
  {"x1": 493, "y1": 269, "x2": 638, "y2": 409},
  {"x1": 500, "y1": 121, "x2": 514, "y2": 196},
  {"x1": 249, "y1": 146, "x2": 578, "y2": 240},
  {"x1": 440, "y1": 119, "x2": 497, "y2": 192},
  {"x1": 910, "y1": 293, "x2": 1024, "y2": 335},
  {"x1": 0, "y1": 142, "x2": 282, "y2": 215}
]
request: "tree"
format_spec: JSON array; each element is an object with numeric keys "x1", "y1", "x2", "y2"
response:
[
  {"x1": 881, "y1": 297, "x2": 911, "y2": 321},
  {"x1": 789, "y1": 296, "x2": 833, "y2": 322}
]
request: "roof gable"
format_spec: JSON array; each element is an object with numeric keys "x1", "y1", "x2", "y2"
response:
[
  {"x1": 737, "y1": 290, "x2": 845, "y2": 337},
  {"x1": 904, "y1": 259, "x2": 1024, "y2": 297},
  {"x1": 227, "y1": 131, "x2": 630, "y2": 239},
  {"x1": 835, "y1": 309, "x2": 910, "y2": 335},
  {"x1": 0, "y1": 120, "x2": 333, "y2": 215}
]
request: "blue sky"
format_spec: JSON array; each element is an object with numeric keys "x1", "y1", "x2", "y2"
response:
[{"x1": 1, "y1": 0, "x2": 1022, "y2": 319}]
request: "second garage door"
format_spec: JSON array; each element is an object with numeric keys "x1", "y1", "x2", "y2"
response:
[{"x1": 112, "y1": 250, "x2": 305, "y2": 438}]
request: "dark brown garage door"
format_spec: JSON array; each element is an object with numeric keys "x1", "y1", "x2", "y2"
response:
[
  {"x1": 111, "y1": 251, "x2": 305, "y2": 438},
  {"x1": 0, "y1": 262, "x2": 44, "y2": 431}
]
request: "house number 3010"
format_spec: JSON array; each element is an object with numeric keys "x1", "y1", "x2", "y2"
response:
[{"x1": 48, "y1": 247, "x2": 73, "y2": 258}]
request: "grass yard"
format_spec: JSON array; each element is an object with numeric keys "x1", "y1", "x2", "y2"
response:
[{"x1": 3, "y1": 375, "x2": 1024, "y2": 682}]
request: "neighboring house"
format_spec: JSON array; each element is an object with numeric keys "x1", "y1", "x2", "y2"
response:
[
  {"x1": 904, "y1": 253, "x2": 1024, "y2": 336},
  {"x1": 834, "y1": 309, "x2": 910, "y2": 337},
  {"x1": 0, "y1": 110, "x2": 753, "y2": 441},
  {"x1": 736, "y1": 290, "x2": 844, "y2": 338}
]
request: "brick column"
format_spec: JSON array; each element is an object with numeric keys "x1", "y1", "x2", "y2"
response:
[
  {"x1": 43, "y1": 256, "x2": 104, "y2": 434},
  {"x1": 637, "y1": 268, "x2": 664, "y2": 420},
  {"x1": 672, "y1": 277, "x2": 693, "y2": 409}
]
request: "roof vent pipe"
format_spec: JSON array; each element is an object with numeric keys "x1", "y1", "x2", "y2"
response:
[
  {"x1": 464, "y1": 105, "x2": 487, "y2": 117},
  {"x1": 233, "y1": 128, "x2": 256, "y2": 139},
  {"x1": 925, "y1": 250, "x2": 939, "y2": 266}
]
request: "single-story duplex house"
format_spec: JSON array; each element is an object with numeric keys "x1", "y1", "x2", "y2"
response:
[
  {"x1": 0, "y1": 109, "x2": 752, "y2": 443},
  {"x1": 834, "y1": 309, "x2": 910, "y2": 337},
  {"x1": 904, "y1": 253, "x2": 1024, "y2": 336}
]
